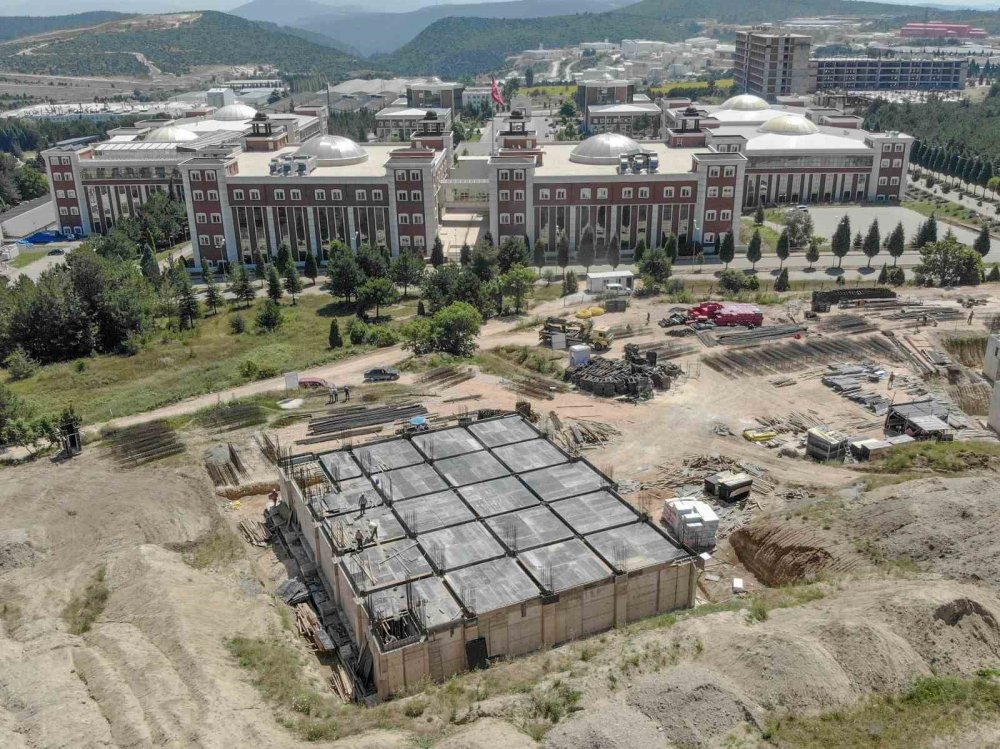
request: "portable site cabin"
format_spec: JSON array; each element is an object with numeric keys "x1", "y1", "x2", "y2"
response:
[{"x1": 586, "y1": 270, "x2": 634, "y2": 294}]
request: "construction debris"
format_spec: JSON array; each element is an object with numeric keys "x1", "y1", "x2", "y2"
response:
[
  {"x1": 548, "y1": 412, "x2": 621, "y2": 451},
  {"x1": 238, "y1": 518, "x2": 272, "y2": 546}
]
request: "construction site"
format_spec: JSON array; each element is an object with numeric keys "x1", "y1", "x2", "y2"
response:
[{"x1": 3, "y1": 278, "x2": 1000, "y2": 748}]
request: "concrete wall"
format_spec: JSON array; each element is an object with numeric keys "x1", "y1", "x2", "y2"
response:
[
  {"x1": 985, "y1": 334, "x2": 1000, "y2": 384},
  {"x1": 0, "y1": 200, "x2": 54, "y2": 238},
  {"x1": 990, "y1": 380, "x2": 1000, "y2": 436}
]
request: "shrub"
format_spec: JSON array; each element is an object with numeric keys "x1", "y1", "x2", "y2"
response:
[
  {"x1": 229, "y1": 314, "x2": 247, "y2": 334},
  {"x1": 562, "y1": 271, "x2": 578, "y2": 296},
  {"x1": 348, "y1": 318, "x2": 369, "y2": 344},
  {"x1": 328, "y1": 319, "x2": 343, "y2": 349},
  {"x1": 774, "y1": 267, "x2": 790, "y2": 292},
  {"x1": 255, "y1": 300, "x2": 283, "y2": 331},
  {"x1": 885, "y1": 266, "x2": 906, "y2": 286},
  {"x1": 365, "y1": 325, "x2": 399, "y2": 347},
  {"x1": 121, "y1": 331, "x2": 143, "y2": 356},
  {"x1": 238, "y1": 360, "x2": 278, "y2": 381},
  {"x1": 988, "y1": 264, "x2": 1000, "y2": 282},
  {"x1": 5, "y1": 347, "x2": 39, "y2": 381},
  {"x1": 718, "y1": 269, "x2": 747, "y2": 294}
]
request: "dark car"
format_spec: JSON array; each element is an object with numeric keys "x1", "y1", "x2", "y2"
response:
[
  {"x1": 363, "y1": 367, "x2": 401, "y2": 382},
  {"x1": 47, "y1": 248, "x2": 66, "y2": 256}
]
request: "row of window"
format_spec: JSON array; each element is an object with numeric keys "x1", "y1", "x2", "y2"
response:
[
  {"x1": 230, "y1": 187, "x2": 404, "y2": 203},
  {"x1": 499, "y1": 213, "x2": 525, "y2": 225},
  {"x1": 394, "y1": 169, "x2": 424, "y2": 181},
  {"x1": 499, "y1": 189, "x2": 525, "y2": 202},
  {"x1": 707, "y1": 186, "x2": 735, "y2": 198},
  {"x1": 198, "y1": 235, "x2": 226, "y2": 247},
  {"x1": 50, "y1": 156, "x2": 72, "y2": 166},
  {"x1": 188, "y1": 170, "x2": 217, "y2": 182},
  {"x1": 399, "y1": 235, "x2": 426, "y2": 248},
  {"x1": 880, "y1": 159, "x2": 904, "y2": 169},
  {"x1": 881, "y1": 143, "x2": 907, "y2": 153},
  {"x1": 497, "y1": 169, "x2": 526, "y2": 181},
  {"x1": 195, "y1": 212, "x2": 223, "y2": 224},
  {"x1": 55, "y1": 189, "x2": 77, "y2": 199},
  {"x1": 538, "y1": 185, "x2": 695, "y2": 201},
  {"x1": 707, "y1": 166, "x2": 738, "y2": 178},
  {"x1": 192, "y1": 190, "x2": 219, "y2": 202},
  {"x1": 398, "y1": 214, "x2": 424, "y2": 225},
  {"x1": 703, "y1": 209, "x2": 734, "y2": 222},
  {"x1": 878, "y1": 176, "x2": 901, "y2": 186},
  {"x1": 57, "y1": 206, "x2": 79, "y2": 216}
]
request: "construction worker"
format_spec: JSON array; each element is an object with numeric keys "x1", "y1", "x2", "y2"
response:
[
  {"x1": 646, "y1": 312, "x2": 650, "y2": 324},
  {"x1": 368, "y1": 519, "x2": 379, "y2": 542},
  {"x1": 968, "y1": 309, "x2": 975, "y2": 326},
  {"x1": 888, "y1": 372, "x2": 895, "y2": 390},
  {"x1": 328, "y1": 385, "x2": 339, "y2": 404},
  {"x1": 358, "y1": 492, "x2": 368, "y2": 516},
  {"x1": 268, "y1": 488, "x2": 280, "y2": 506},
  {"x1": 343, "y1": 385, "x2": 350, "y2": 402},
  {"x1": 354, "y1": 528, "x2": 365, "y2": 552}
]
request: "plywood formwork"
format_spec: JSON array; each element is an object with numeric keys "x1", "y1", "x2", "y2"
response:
[{"x1": 278, "y1": 415, "x2": 697, "y2": 699}]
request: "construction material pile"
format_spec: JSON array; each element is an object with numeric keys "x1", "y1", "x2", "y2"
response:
[
  {"x1": 564, "y1": 343, "x2": 681, "y2": 399},
  {"x1": 811, "y1": 287, "x2": 896, "y2": 312},
  {"x1": 416, "y1": 365, "x2": 475, "y2": 389},
  {"x1": 822, "y1": 363, "x2": 893, "y2": 415},
  {"x1": 704, "y1": 334, "x2": 905, "y2": 377},
  {"x1": 307, "y1": 403, "x2": 427, "y2": 437},
  {"x1": 548, "y1": 411, "x2": 621, "y2": 451},
  {"x1": 660, "y1": 302, "x2": 764, "y2": 328},
  {"x1": 712, "y1": 323, "x2": 806, "y2": 347},
  {"x1": 805, "y1": 427, "x2": 849, "y2": 462},
  {"x1": 539, "y1": 316, "x2": 613, "y2": 351},
  {"x1": 662, "y1": 498, "x2": 719, "y2": 548},
  {"x1": 104, "y1": 420, "x2": 184, "y2": 467}
]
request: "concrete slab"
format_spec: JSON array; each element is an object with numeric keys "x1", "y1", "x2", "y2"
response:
[
  {"x1": 447, "y1": 557, "x2": 542, "y2": 615},
  {"x1": 519, "y1": 539, "x2": 613, "y2": 593},
  {"x1": 468, "y1": 415, "x2": 538, "y2": 447},
  {"x1": 412, "y1": 427, "x2": 483, "y2": 460},
  {"x1": 436, "y1": 450, "x2": 510, "y2": 488},
  {"x1": 487, "y1": 505, "x2": 574, "y2": 552},
  {"x1": 342, "y1": 539, "x2": 431, "y2": 593},
  {"x1": 318, "y1": 450, "x2": 363, "y2": 481},
  {"x1": 520, "y1": 461, "x2": 608, "y2": 501},
  {"x1": 366, "y1": 576, "x2": 464, "y2": 629},
  {"x1": 550, "y1": 490, "x2": 641, "y2": 534},
  {"x1": 384, "y1": 463, "x2": 449, "y2": 500},
  {"x1": 457, "y1": 476, "x2": 539, "y2": 517},
  {"x1": 316, "y1": 476, "x2": 379, "y2": 516},
  {"x1": 395, "y1": 490, "x2": 476, "y2": 534},
  {"x1": 586, "y1": 522, "x2": 691, "y2": 572},
  {"x1": 354, "y1": 439, "x2": 425, "y2": 472},
  {"x1": 492, "y1": 439, "x2": 568, "y2": 473},
  {"x1": 327, "y1": 504, "x2": 407, "y2": 549},
  {"x1": 417, "y1": 521, "x2": 504, "y2": 571}
]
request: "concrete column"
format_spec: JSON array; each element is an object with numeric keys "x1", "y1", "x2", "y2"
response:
[
  {"x1": 542, "y1": 599, "x2": 558, "y2": 647},
  {"x1": 613, "y1": 574, "x2": 628, "y2": 628},
  {"x1": 265, "y1": 208, "x2": 278, "y2": 257}
]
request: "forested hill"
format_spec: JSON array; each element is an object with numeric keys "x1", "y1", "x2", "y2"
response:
[
  {"x1": 0, "y1": 11, "x2": 129, "y2": 42},
  {"x1": 0, "y1": 12, "x2": 374, "y2": 81},
  {"x1": 379, "y1": 0, "x2": 972, "y2": 77}
]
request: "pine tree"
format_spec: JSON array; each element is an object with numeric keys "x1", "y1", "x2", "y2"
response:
[
  {"x1": 988, "y1": 264, "x2": 1000, "y2": 282},
  {"x1": 532, "y1": 238, "x2": 546, "y2": 272},
  {"x1": 328, "y1": 318, "x2": 343, "y2": 348},
  {"x1": 747, "y1": 229, "x2": 762, "y2": 270},
  {"x1": 663, "y1": 234, "x2": 678, "y2": 263},
  {"x1": 460, "y1": 243, "x2": 472, "y2": 266},
  {"x1": 774, "y1": 267, "x2": 789, "y2": 292},
  {"x1": 832, "y1": 215, "x2": 851, "y2": 268},
  {"x1": 863, "y1": 219, "x2": 880, "y2": 268},
  {"x1": 227, "y1": 263, "x2": 255, "y2": 308},
  {"x1": 806, "y1": 237, "x2": 820, "y2": 270},
  {"x1": 754, "y1": 205, "x2": 765, "y2": 225},
  {"x1": 607, "y1": 236, "x2": 621, "y2": 270},
  {"x1": 252, "y1": 248, "x2": 267, "y2": 288},
  {"x1": 303, "y1": 253, "x2": 319, "y2": 285},
  {"x1": 974, "y1": 224, "x2": 991, "y2": 256},
  {"x1": 633, "y1": 238, "x2": 647, "y2": 267},
  {"x1": 719, "y1": 232, "x2": 735, "y2": 269},
  {"x1": 776, "y1": 228, "x2": 790, "y2": 269},
  {"x1": 266, "y1": 265, "x2": 284, "y2": 303},
  {"x1": 887, "y1": 221, "x2": 906, "y2": 266},
  {"x1": 877, "y1": 263, "x2": 888, "y2": 284},
  {"x1": 284, "y1": 264, "x2": 303, "y2": 304},
  {"x1": 556, "y1": 230, "x2": 570, "y2": 270},
  {"x1": 140, "y1": 244, "x2": 160, "y2": 283},
  {"x1": 177, "y1": 274, "x2": 201, "y2": 329},
  {"x1": 275, "y1": 243, "x2": 291, "y2": 274},
  {"x1": 430, "y1": 236, "x2": 445, "y2": 267},
  {"x1": 203, "y1": 273, "x2": 222, "y2": 315},
  {"x1": 577, "y1": 227, "x2": 596, "y2": 272}
]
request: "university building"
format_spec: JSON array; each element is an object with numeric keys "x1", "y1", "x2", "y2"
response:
[{"x1": 44, "y1": 94, "x2": 911, "y2": 272}]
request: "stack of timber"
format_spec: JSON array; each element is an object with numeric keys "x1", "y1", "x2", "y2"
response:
[
  {"x1": 307, "y1": 404, "x2": 427, "y2": 436},
  {"x1": 295, "y1": 603, "x2": 336, "y2": 652},
  {"x1": 548, "y1": 411, "x2": 621, "y2": 451},
  {"x1": 238, "y1": 519, "x2": 271, "y2": 547}
]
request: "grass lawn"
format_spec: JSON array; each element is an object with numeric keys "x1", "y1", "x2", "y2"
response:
[
  {"x1": 9, "y1": 248, "x2": 49, "y2": 268},
  {"x1": 524, "y1": 85, "x2": 575, "y2": 97},
  {"x1": 741, "y1": 217, "x2": 782, "y2": 252},
  {"x1": 646, "y1": 79, "x2": 734, "y2": 96},
  {"x1": 903, "y1": 199, "x2": 980, "y2": 225},
  {"x1": 5, "y1": 293, "x2": 414, "y2": 425}
]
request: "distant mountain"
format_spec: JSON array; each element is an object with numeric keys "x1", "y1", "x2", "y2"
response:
[
  {"x1": 230, "y1": 0, "x2": 345, "y2": 27},
  {"x1": 0, "y1": 11, "x2": 377, "y2": 81},
  {"x1": 257, "y1": 0, "x2": 626, "y2": 56},
  {"x1": 379, "y1": 0, "x2": 986, "y2": 77},
  {"x1": 0, "y1": 11, "x2": 128, "y2": 42},
  {"x1": 251, "y1": 20, "x2": 364, "y2": 58}
]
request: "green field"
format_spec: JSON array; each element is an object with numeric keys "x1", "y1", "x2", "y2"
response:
[{"x1": 8, "y1": 249, "x2": 48, "y2": 268}]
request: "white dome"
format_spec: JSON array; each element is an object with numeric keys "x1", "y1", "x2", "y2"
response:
[
  {"x1": 294, "y1": 135, "x2": 368, "y2": 166},
  {"x1": 146, "y1": 124, "x2": 198, "y2": 143},
  {"x1": 757, "y1": 114, "x2": 819, "y2": 135},
  {"x1": 570, "y1": 132, "x2": 642, "y2": 165},
  {"x1": 720, "y1": 94, "x2": 769, "y2": 111},
  {"x1": 213, "y1": 103, "x2": 257, "y2": 121}
]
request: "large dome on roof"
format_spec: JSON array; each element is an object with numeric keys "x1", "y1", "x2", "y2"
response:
[
  {"x1": 720, "y1": 94, "x2": 769, "y2": 111},
  {"x1": 757, "y1": 113, "x2": 819, "y2": 135},
  {"x1": 570, "y1": 132, "x2": 642, "y2": 164},
  {"x1": 294, "y1": 135, "x2": 368, "y2": 166},
  {"x1": 146, "y1": 124, "x2": 198, "y2": 143},
  {"x1": 213, "y1": 103, "x2": 257, "y2": 121}
]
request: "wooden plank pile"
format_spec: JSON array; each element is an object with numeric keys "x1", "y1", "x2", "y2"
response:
[
  {"x1": 295, "y1": 602, "x2": 335, "y2": 652},
  {"x1": 548, "y1": 411, "x2": 621, "y2": 451},
  {"x1": 238, "y1": 519, "x2": 271, "y2": 547}
]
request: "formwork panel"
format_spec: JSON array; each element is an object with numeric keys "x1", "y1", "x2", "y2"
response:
[
  {"x1": 354, "y1": 439, "x2": 425, "y2": 471},
  {"x1": 468, "y1": 415, "x2": 538, "y2": 447},
  {"x1": 581, "y1": 581, "x2": 616, "y2": 635},
  {"x1": 412, "y1": 427, "x2": 483, "y2": 459},
  {"x1": 520, "y1": 461, "x2": 607, "y2": 501},
  {"x1": 395, "y1": 490, "x2": 475, "y2": 534},
  {"x1": 418, "y1": 521, "x2": 504, "y2": 571},
  {"x1": 325, "y1": 504, "x2": 407, "y2": 550},
  {"x1": 518, "y1": 539, "x2": 612, "y2": 592},
  {"x1": 488, "y1": 505, "x2": 574, "y2": 553},
  {"x1": 625, "y1": 570, "x2": 659, "y2": 622},
  {"x1": 447, "y1": 557, "x2": 542, "y2": 615},
  {"x1": 435, "y1": 451, "x2": 510, "y2": 488},
  {"x1": 343, "y1": 538, "x2": 432, "y2": 592},
  {"x1": 457, "y1": 476, "x2": 539, "y2": 517},
  {"x1": 586, "y1": 522, "x2": 690, "y2": 572},
  {"x1": 315, "y1": 476, "x2": 379, "y2": 516},
  {"x1": 318, "y1": 450, "x2": 364, "y2": 481},
  {"x1": 384, "y1": 463, "x2": 449, "y2": 500},
  {"x1": 492, "y1": 439, "x2": 568, "y2": 473},
  {"x1": 550, "y1": 490, "x2": 640, "y2": 535},
  {"x1": 366, "y1": 575, "x2": 463, "y2": 630}
]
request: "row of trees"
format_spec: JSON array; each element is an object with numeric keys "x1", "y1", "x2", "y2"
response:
[
  {"x1": 0, "y1": 152, "x2": 48, "y2": 212},
  {"x1": 910, "y1": 141, "x2": 996, "y2": 195}
]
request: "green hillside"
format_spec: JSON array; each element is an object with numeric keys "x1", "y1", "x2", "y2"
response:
[
  {"x1": 380, "y1": 0, "x2": 968, "y2": 77},
  {"x1": 0, "y1": 11, "x2": 129, "y2": 42},
  {"x1": 0, "y1": 11, "x2": 372, "y2": 81}
]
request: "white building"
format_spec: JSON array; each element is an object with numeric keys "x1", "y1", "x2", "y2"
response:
[{"x1": 985, "y1": 334, "x2": 1000, "y2": 383}]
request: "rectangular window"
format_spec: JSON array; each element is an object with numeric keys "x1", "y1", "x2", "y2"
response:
[
  {"x1": 722, "y1": 186, "x2": 734, "y2": 197},
  {"x1": 724, "y1": 166, "x2": 736, "y2": 177},
  {"x1": 513, "y1": 170, "x2": 525, "y2": 180},
  {"x1": 190, "y1": 171, "x2": 202, "y2": 181},
  {"x1": 878, "y1": 176, "x2": 888, "y2": 186},
  {"x1": 193, "y1": 190, "x2": 204, "y2": 201},
  {"x1": 663, "y1": 187, "x2": 674, "y2": 198},
  {"x1": 622, "y1": 188, "x2": 634, "y2": 199},
  {"x1": 356, "y1": 189, "x2": 367, "y2": 201},
  {"x1": 206, "y1": 171, "x2": 217, "y2": 181},
  {"x1": 211, "y1": 213, "x2": 222, "y2": 223},
  {"x1": 703, "y1": 232, "x2": 715, "y2": 244},
  {"x1": 498, "y1": 170, "x2": 510, "y2": 181},
  {"x1": 395, "y1": 170, "x2": 407, "y2": 181},
  {"x1": 414, "y1": 236, "x2": 425, "y2": 247},
  {"x1": 709, "y1": 166, "x2": 720, "y2": 177},
  {"x1": 249, "y1": 189, "x2": 260, "y2": 201},
  {"x1": 52, "y1": 172, "x2": 62, "y2": 181},
  {"x1": 208, "y1": 190, "x2": 219, "y2": 201},
  {"x1": 69, "y1": 207, "x2": 79, "y2": 216},
  {"x1": 514, "y1": 190, "x2": 524, "y2": 201},
  {"x1": 314, "y1": 189, "x2": 325, "y2": 201},
  {"x1": 373, "y1": 190, "x2": 383, "y2": 201},
  {"x1": 413, "y1": 213, "x2": 423, "y2": 224},
  {"x1": 721, "y1": 210, "x2": 732, "y2": 221},
  {"x1": 681, "y1": 187, "x2": 692, "y2": 198},
  {"x1": 199, "y1": 235, "x2": 210, "y2": 246},
  {"x1": 890, "y1": 177, "x2": 900, "y2": 186},
  {"x1": 59, "y1": 206, "x2": 68, "y2": 216},
  {"x1": 892, "y1": 159, "x2": 902, "y2": 168},
  {"x1": 597, "y1": 188, "x2": 608, "y2": 199},
  {"x1": 400, "y1": 235, "x2": 411, "y2": 247},
  {"x1": 215, "y1": 235, "x2": 225, "y2": 247},
  {"x1": 399, "y1": 214, "x2": 409, "y2": 224},
  {"x1": 56, "y1": 190, "x2": 65, "y2": 198},
  {"x1": 500, "y1": 213, "x2": 511, "y2": 224},
  {"x1": 707, "y1": 187, "x2": 719, "y2": 198},
  {"x1": 556, "y1": 189, "x2": 567, "y2": 200},
  {"x1": 274, "y1": 189, "x2": 285, "y2": 201},
  {"x1": 880, "y1": 158, "x2": 890, "y2": 168},
  {"x1": 499, "y1": 190, "x2": 510, "y2": 201},
  {"x1": 397, "y1": 190, "x2": 408, "y2": 201},
  {"x1": 705, "y1": 210, "x2": 717, "y2": 221},
  {"x1": 580, "y1": 188, "x2": 592, "y2": 200},
  {"x1": 539, "y1": 189, "x2": 550, "y2": 200},
  {"x1": 894, "y1": 143, "x2": 904, "y2": 152},
  {"x1": 195, "y1": 212, "x2": 207, "y2": 223},
  {"x1": 290, "y1": 189, "x2": 301, "y2": 201},
  {"x1": 234, "y1": 189, "x2": 245, "y2": 201},
  {"x1": 882, "y1": 144, "x2": 892, "y2": 152},
  {"x1": 409, "y1": 170, "x2": 421, "y2": 181},
  {"x1": 331, "y1": 189, "x2": 342, "y2": 200},
  {"x1": 638, "y1": 187, "x2": 650, "y2": 199},
  {"x1": 410, "y1": 190, "x2": 422, "y2": 201},
  {"x1": 515, "y1": 213, "x2": 524, "y2": 224}
]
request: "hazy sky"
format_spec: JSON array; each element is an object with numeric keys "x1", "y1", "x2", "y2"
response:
[{"x1": 0, "y1": 0, "x2": 992, "y2": 16}]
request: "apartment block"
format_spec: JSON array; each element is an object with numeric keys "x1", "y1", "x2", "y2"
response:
[{"x1": 734, "y1": 30, "x2": 814, "y2": 100}]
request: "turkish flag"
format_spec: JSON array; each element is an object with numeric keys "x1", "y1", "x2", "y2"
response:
[{"x1": 491, "y1": 76, "x2": 506, "y2": 107}]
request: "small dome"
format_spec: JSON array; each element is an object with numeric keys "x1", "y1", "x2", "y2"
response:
[
  {"x1": 146, "y1": 124, "x2": 198, "y2": 143},
  {"x1": 570, "y1": 132, "x2": 642, "y2": 165},
  {"x1": 720, "y1": 94, "x2": 769, "y2": 111},
  {"x1": 294, "y1": 135, "x2": 368, "y2": 166},
  {"x1": 757, "y1": 114, "x2": 819, "y2": 135},
  {"x1": 213, "y1": 103, "x2": 257, "y2": 121}
]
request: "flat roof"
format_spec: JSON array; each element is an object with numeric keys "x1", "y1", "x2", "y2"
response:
[
  {"x1": 328, "y1": 504, "x2": 406, "y2": 547},
  {"x1": 487, "y1": 505, "x2": 574, "y2": 552},
  {"x1": 343, "y1": 539, "x2": 431, "y2": 593},
  {"x1": 412, "y1": 427, "x2": 483, "y2": 460},
  {"x1": 519, "y1": 539, "x2": 613, "y2": 592},
  {"x1": 588, "y1": 102, "x2": 661, "y2": 114},
  {"x1": 375, "y1": 106, "x2": 451, "y2": 120},
  {"x1": 457, "y1": 476, "x2": 539, "y2": 517},
  {"x1": 435, "y1": 450, "x2": 510, "y2": 488},
  {"x1": 395, "y1": 490, "x2": 475, "y2": 534},
  {"x1": 384, "y1": 463, "x2": 449, "y2": 500},
  {"x1": 233, "y1": 144, "x2": 400, "y2": 179},
  {"x1": 492, "y1": 438, "x2": 567, "y2": 473},
  {"x1": 365, "y1": 576, "x2": 464, "y2": 629},
  {"x1": 587, "y1": 522, "x2": 691, "y2": 571},
  {"x1": 520, "y1": 461, "x2": 608, "y2": 501},
  {"x1": 550, "y1": 490, "x2": 641, "y2": 534},
  {"x1": 353, "y1": 439, "x2": 424, "y2": 471},
  {"x1": 417, "y1": 521, "x2": 504, "y2": 571},
  {"x1": 319, "y1": 450, "x2": 363, "y2": 481},
  {"x1": 534, "y1": 142, "x2": 704, "y2": 178},
  {"x1": 468, "y1": 415, "x2": 538, "y2": 447},
  {"x1": 315, "y1": 475, "x2": 378, "y2": 516},
  {"x1": 447, "y1": 557, "x2": 541, "y2": 614}
]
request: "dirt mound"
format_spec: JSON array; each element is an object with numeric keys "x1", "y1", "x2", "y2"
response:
[
  {"x1": 626, "y1": 667, "x2": 762, "y2": 746},
  {"x1": 438, "y1": 719, "x2": 538, "y2": 749},
  {"x1": 850, "y1": 476, "x2": 1000, "y2": 585},
  {"x1": 729, "y1": 519, "x2": 860, "y2": 585},
  {"x1": 0, "y1": 527, "x2": 46, "y2": 571},
  {"x1": 544, "y1": 702, "x2": 666, "y2": 749}
]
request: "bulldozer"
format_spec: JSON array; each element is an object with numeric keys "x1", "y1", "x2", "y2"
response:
[{"x1": 539, "y1": 317, "x2": 614, "y2": 352}]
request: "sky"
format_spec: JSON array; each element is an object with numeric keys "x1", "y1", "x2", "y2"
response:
[{"x1": 0, "y1": 0, "x2": 993, "y2": 15}]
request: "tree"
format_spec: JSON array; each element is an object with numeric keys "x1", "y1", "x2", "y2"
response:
[
  {"x1": 175, "y1": 273, "x2": 201, "y2": 329},
  {"x1": 525, "y1": 67, "x2": 535, "y2": 87},
  {"x1": 430, "y1": 236, "x2": 445, "y2": 267},
  {"x1": 400, "y1": 316, "x2": 434, "y2": 354},
  {"x1": 140, "y1": 244, "x2": 161, "y2": 284},
  {"x1": 718, "y1": 232, "x2": 735, "y2": 270},
  {"x1": 576, "y1": 228, "x2": 596, "y2": 272},
  {"x1": 252, "y1": 248, "x2": 267, "y2": 288},
  {"x1": 831, "y1": 215, "x2": 851, "y2": 268},
  {"x1": 431, "y1": 302, "x2": 482, "y2": 356},
  {"x1": 275, "y1": 243, "x2": 292, "y2": 275},
  {"x1": 328, "y1": 318, "x2": 343, "y2": 348},
  {"x1": 501, "y1": 265, "x2": 536, "y2": 314},
  {"x1": 357, "y1": 243, "x2": 389, "y2": 279},
  {"x1": 303, "y1": 253, "x2": 319, "y2": 285},
  {"x1": 481, "y1": 230, "x2": 494, "y2": 247},
  {"x1": 663, "y1": 234, "x2": 677, "y2": 264},
  {"x1": 203, "y1": 273, "x2": 222, "y2": 315},
  {"x1": 284, "y1": 264, "x2": 303, "y2": 304},
  {"x1": 852, "y1": 232, "x2": 863, "y2": 254},
  {"x1": 256, "y1": 299, "x2": 283, "y2": 331},
  {"x1": 532, "y1": 238, "x2": 546, "y2": 272},
  {"x1": 327, "y1": 244, "x2": 363, "y2": 302},
  {"x1": 746, "y1": 229, "x2": 762, "y2": 270},
  {"x1": 774, "y1": 267, "x2": 789, "y2": 292},
  {"x1": 227, "y1": 263, "x2": 255, "y2": 308},
  {"x1": 562, "y1": 271, "x2": 578, "y2": 296},
  {"x1": 785, "y1": 211, "x2": 814, "y2": 250},
  {"x1": 460, "y1": 243, "x2": 472, "y2": 267},
  {"x1": 639, "y1": 247, "x2": 671, "y2": 283},
  {"x1": 805, "y1": 237, "x2": 821, "y2": 270},
  {"x1": 776, "y1": 228, "x2": 790, "y2": 269},
  {"x1": 556, "y1": 230, "x2": 570, "y2": 270},
  {"x1": 607, "y1": 236, "x2": 621, "y2": 270},
  {"x1": 391, "y1": 249, "x2": 425, "y2": 297},
  {"x1": 914, "y1": 237, "x2": 985, "y2": 287},
  {"x1": 915, "y1": 214, "x2": 938, "y2": 248},
  {"x1": 497, "y1": 236, "x2": 529, "y2": 273},
  {"x1": 863, "y1": 219, "x2": 881, "y2": 268},
  {"x1": 754, "y1": 205, "x2": 765, "y2": 225},
  {"x1": 988, "y1": 264, "x2": 1000, "y2": 282},
  {"x1": 469, "y1": 242, "x2": 498, "y2": 281},
  {"x1": 887, "y1": 222, "x2": 906, "y2": 266},
  {"x1": 266, "y1": 265, "x2": 284, "y2": 303},
  {"x1": 358, "y1": 277, "x2": 400, "y2": 319},
  {"x1": 559, "y1": 101, "x2": 576, "y2": 119},
  {"x1": 974, "y1": 224, "x2": 991, "y2": 257},
  {"x1": 633, "y1": 238, "x2": 647, "y2": 267}
]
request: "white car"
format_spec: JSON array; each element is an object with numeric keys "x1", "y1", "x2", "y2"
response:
[{"x1": 794, "y1": 204, "x2": 809, "y2": 212}]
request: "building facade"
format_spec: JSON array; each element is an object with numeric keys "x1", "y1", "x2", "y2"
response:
[
  {"x1": 813, "y1": 57, "x2": 967, "y2": 92},
  {"x1": 735, "y1": 30, "x2": 814, "y2": 100}
]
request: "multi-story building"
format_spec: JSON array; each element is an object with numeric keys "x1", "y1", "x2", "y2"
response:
[
  {"x1": 735, "y1": 30, "x2": 814, "y2": 100},
  {"x1": 577, "y1": 82, "x2": 662, "y2": 138},
  {"x1": 813, "y1": 57, "x2": 967, "y2": 91},
  {"x1": 375, "y1": 107, "x2": 452, "y2": 142},
  {"x1": 463, "y1": 87, "x2": 497, "y2": 114},
  {"x1": 900, "y1": 22, "x2": 987, "y2": 39},
  {"x1": 405, "y1": 82, "x2": 464, "y2": 116},
  {"x1": 44, "y1": 95, "x2": 912, "y2": 271}
]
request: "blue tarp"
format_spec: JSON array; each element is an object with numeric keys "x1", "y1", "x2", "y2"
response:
[{"x1": 17, "y1": 230, "x2": 67, "y2": 245}]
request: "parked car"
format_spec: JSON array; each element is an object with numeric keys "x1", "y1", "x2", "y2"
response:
[
  {"x1": 298, "y1": 377, "x2": 331, "y2": 390},
  {"x1": 794, "y1": 204, "x2": 809, "y2": 212},
  {"x1": 363, "y1": 367, "x2": 401, "y2": 382},
  {"x1": 47, "y1": 248, "x2": 66, "y2": 256}
]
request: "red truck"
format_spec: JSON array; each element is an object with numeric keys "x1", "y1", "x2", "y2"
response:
[{"x1": 687, "y1": 302, "x2": 763, "y2": 328}]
